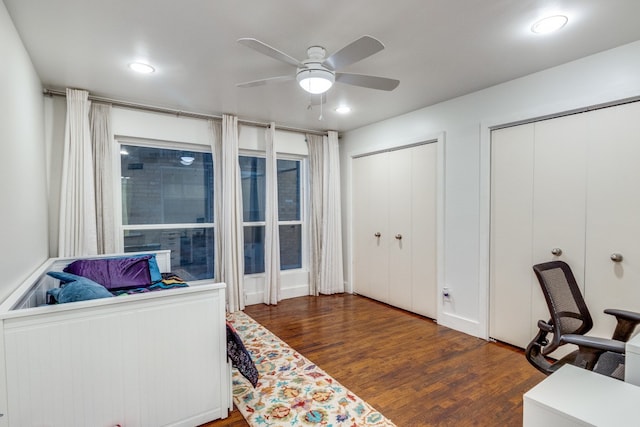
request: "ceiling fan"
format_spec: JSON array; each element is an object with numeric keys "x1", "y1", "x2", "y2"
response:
[{"x1": 236, "y1": 36, "x2": 400, "y2": 95}]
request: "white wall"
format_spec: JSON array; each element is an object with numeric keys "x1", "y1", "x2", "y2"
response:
[
  {"x1": 0, "y1": 1, "x2": 48, "y2": 303},
  {"x1": 45, "y1": 104, "x2": 310, "y2": 303},
  {"x1": 340, "y1": 40, "x2": 640, "y2": 338}
]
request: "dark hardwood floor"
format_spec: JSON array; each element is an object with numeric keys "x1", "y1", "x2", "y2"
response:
[{"x1": 203, "y1": 294, "x2": 546, "y2": 426}]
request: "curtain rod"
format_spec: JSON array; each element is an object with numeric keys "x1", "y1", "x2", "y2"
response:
[{"x1": 43, "y1": 88, "x2": 327, "y2": 136}]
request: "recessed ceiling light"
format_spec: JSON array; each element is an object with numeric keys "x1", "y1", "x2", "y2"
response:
[
  {"x1": 335, "y1": 106, "x2": 351, "y2": 114},
  {"x1": 531, "y1": 15, "x2": 568, "y2": 34},
  {"x1": 128, "y1": 62, "x2": 155, "y2": 74}
]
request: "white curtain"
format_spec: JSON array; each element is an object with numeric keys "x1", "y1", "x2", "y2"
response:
[
  {"x1": 306, "y1": 133, "x2": 324, "y2": 296},
  {"x1": 58, "y1": 88, "x2": 98, "y2": 257},
  {"x1": 90, "y1": 102, "x2": 116, "y2": 254},
  {"x1": 210, "y1": 120, "x2": 224, "y2": 283},
  {"x1": 264, "y1": 123, "x2": 281, "y2": 304},
  {"x1": 307, "y1": 131, "x2": 344, "y2": 295},
  {"x1": 215, "y1": 115, "x2": 245, "y2": 312},
  {"x1": 319, "y1": 131, "x2": 345, "y2": 294}
]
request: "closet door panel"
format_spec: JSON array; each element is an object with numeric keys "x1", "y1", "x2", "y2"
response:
[
  {"x1": 387, "y1": 149, "x2": 412, "y2": 311},
  {"x1": 585, "y1": 102, "x2": 640, "y2": 338},
  {"x1": 490, "y1": 124, "x2": 535, "y2": 348},
  {"x1": 353, "y1": 153, "x2": 390, "y2": 302},
  {"x1": 531, "y1": 114, "x2": 588, "y2": 338},
  {"x1": 411, "y1": 143, "x2": 438, "y2": 318}
]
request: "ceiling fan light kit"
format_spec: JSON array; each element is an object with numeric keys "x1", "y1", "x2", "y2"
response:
[{"x1": 297, "y1": 67, "x2": 334, "y2": 94}]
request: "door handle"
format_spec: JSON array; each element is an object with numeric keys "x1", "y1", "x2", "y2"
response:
[
  {"x1": 551, "y1": 248, "x2": 562, "y2": 256},
  {"x1": 610, "y1": 253, "x2": 624, "y2": 262},
  {"x1": 374, "y1": 232, "x2": 381, "y2": 238},
  {"x1": 395, "y1": 234, "x2": 402, "y2": 240}
]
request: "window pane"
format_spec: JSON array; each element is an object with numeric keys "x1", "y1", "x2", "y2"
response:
[
  {"x1": 123, "y1": 228, "x2": 214, "y2": 280},
  {"x1": 279, "y1": 224, "x2": 302, "y2": 270},
  {"x1": 239, "y1": 156, "x2": 266, "y2": 222},
  {"x1": 244, "y1": 226, "x2": 265, "y2": 274},
  {"x1": 121, "y1": 145, "x2": 213, "y2": 225},
  {"x1": 277, "y1": 159, "x2": 300, "y2": 221}
]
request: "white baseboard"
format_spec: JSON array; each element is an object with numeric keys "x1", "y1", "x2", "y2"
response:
[
  {"x1": 245, "y1": 284, "x2": 310, "y2": 306},
  {"x1": 437, "y1": 311, "x2": 483, "y2": 339}
]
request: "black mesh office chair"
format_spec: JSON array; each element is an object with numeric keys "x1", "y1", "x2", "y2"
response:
[{"x1": 526, "y1": 260, "x2": 640, "y2": 380}]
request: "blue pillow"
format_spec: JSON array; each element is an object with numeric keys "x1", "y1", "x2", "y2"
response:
[
  {"x1": 139, "y1": 254, "x2": 162, "y2": 283},
  {"x1": 46, "y1": 271, "x2": 113, "y2": 303}
]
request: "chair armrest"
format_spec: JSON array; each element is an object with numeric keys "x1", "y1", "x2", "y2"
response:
[
  {"x1": 605, "y1": 308, "x2": 640, "y2": 323},
  {"x1": 561, "y1": 334, "x2": 625, "y2": 354},
  {"x1": 537, "y1": 319, "x2": 553, "y2": 333},
  {"x1": 605, "y1": 309, "x2": 640, "y2": 341}
]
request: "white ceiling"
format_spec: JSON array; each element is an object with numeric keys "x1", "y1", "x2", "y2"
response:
[{"x1": 5, "y1": 0, "x2": 640, "y2": 133}]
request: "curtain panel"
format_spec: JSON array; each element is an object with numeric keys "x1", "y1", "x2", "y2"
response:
[
  {"x1": 89, "y1": 102, "x2": 116, "y2": 254},
  {"x1": 217, "y1": 115, "x2": 245, "y2": 312},
  {"x1": 58, "y1": 88, "x2": 98, "y2": 257},
  {"x1": 319, "y1": 131, "x2": 345, "y2": 294},
  {"x1": 264, "y1": 123, "x2": 281, "y2": 304},
  {"x1": 307, "y1": 131, "x2": 344, "y2": 295},
  {"x1": 306, "y1": 133, "x2": 324, "y2": 296},
  {"x1": 210, "y1": 120, "x2": 224, "y2": 283}
]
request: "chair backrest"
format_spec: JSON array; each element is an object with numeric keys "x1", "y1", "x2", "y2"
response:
[{"x1": 532, "y1": 261, "x2": 593, "y2": 352}]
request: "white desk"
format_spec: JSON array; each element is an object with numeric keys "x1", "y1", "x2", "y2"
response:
[
  {"x1": 524, "y1": 364, "x2": 640, "y2": 426},
  {"x1": 625, "y1": 333, "x2": 640, "y2": 386}
]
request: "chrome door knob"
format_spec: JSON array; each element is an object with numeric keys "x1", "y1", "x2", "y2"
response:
[
  {"x1": 610, "y1": 253, "x2": 624, "y2": 262},
  {"x1": 374, "y1": 232, "x2": 381, "y2": 238},
  {"x1": 551, "y1": 248, "x2": 562, "y2": 256},
  {"x1": 395, "y1": 234, "x2": 402, "y2": 240}
]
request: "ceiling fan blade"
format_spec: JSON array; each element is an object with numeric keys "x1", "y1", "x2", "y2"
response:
[
  {"x1": 323, "y1": 36, "x2": 384, "y2": 70},
  {"x1": 335, "y1": 73, "x2": 400, "y2": 91},
  {"x1": 236, "y1": 75, "x2": 294, "y2": 88},
  {"x1": 237, "y1": 38, "x2": 302, "y2": 68}
]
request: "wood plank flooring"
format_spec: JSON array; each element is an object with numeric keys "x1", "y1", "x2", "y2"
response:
[{"x1": 203, "y1": 294, "x2": 546, "y2": 426}]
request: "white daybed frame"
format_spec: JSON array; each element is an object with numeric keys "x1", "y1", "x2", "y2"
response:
[{"x1": 0, "y1": 250, "x2": 231, "y2": 427}]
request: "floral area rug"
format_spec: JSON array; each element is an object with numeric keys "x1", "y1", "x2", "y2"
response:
[{"x1": 227, "y1": 311, "x2": 396, "y2": 427}]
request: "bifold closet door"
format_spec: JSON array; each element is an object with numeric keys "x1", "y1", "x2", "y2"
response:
[
  {"x1": 353, "y1": 152, "x2": 390, "y2": 303},
  {"x1": 530, "y1": 114, "x2": 588, "y2": 331},
  {"x1": 410, "y1": 143, "x2": 437, "y2": 318},
  {"x1": 490, "y1": 101, "x2": 640, "y2": 350},
  {"x1": 585, "y1": 102, "x2": 640, "y2": 338},
  {"x1": 490, "y1": 116, "x2": 589, "y2": 349},
  {"x1": 353, "y1": 143, "x2": 438, "y2": 318},
  {"x1": 490, "y1": 124, "x2": 535, "y2": 348},
  {"x1": 387, "y1": 148, "x2": 413, "y2": 311}
]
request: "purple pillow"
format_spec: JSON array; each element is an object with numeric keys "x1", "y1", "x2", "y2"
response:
[{"x1": 63, "y1": 256, "x2": 153, "y2": 290}]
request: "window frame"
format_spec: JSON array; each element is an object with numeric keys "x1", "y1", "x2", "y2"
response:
[
  {"x1": 115, "y1": 136, "x2": 216, "y2": 283},
  {"x1": 238, "y1": 150, "x2": 308, "y2": 276}
]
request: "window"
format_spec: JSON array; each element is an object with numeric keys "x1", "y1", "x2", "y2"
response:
[
  {"x1": 277, "y1": 159, "x2": 303, "y2": 270},
  {"x1": 120, "y1": 144, "x2": 214, "y2": 280},
  {"x1": 239, "y1": 155, "x2": 303, "y2": 274}
]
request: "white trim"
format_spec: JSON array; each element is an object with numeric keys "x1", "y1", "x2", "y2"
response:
[
  {"x1": 116, "y1": 134, "x2": 212, "y2": 150},
  {"x1": 478, "y1": 122, "x2": 492, "y2": 340},
  {"x1": 122, "y1": 223, "x2": 215, "y2": 230},
  {"x1": 438, "y1": 312, "x2": 481, "y2": 338},
  {"x1": 434, "y1": 132, "x2": 447, "y2": 324},
  {"x1": 113, "y1": 137, "x2": 124, "y2": 253}
]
